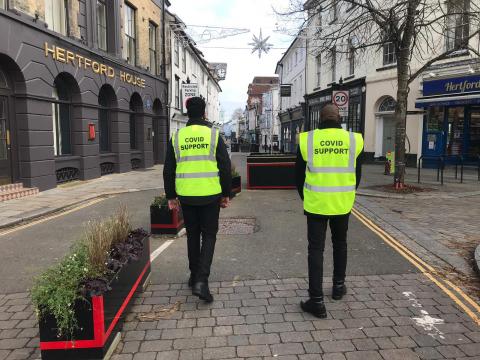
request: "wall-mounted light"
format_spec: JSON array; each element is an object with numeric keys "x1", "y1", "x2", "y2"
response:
[{"x1": 428, "y1": 72, "x2": 436, "y2": 78}]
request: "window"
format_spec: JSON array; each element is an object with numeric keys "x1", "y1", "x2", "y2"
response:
[
  {"x1": 378, "y1": 96, "x2": 397, "y2": 112},
  {"x1": 45, "y1": 0, "x2": 68, "y2": 35},
  {"x1": 182, "y1": 46, "x2": 186, "y2": 73},
  {"x1": 331, "y1": 47, "x2": 336, "y2": 82},
  {"x1": 316, "y1": 54, "x2": 321, "y2": 87},
  {"x1": 299, "y1": 75, "x2": 303, "y2": 97},
  {"x1": 52, "y1": 77, "x2": 72, "y2": 156},
  {"x1": 295, "y1": 49, "x2": 298, "y2": 65},
  {"x1": 123, "y1": 3, "x2": 136, "y2": 65},
  {"x1": 96, "y1": 0, "x2": 107, "y2": 51},
  {"x1": 331, "y1": 0, "x2": 338, "y2": 22},
  {"x1": 129, "y1": 95, "x2": 142, "y2": 150},
  {"x1": 383, "y1": 42, "x2": 397, "y2": 65},
  {"x1": 202, "y1": 71, "x2": 205, "y2": 85},
  {"x1": 174, "y1": 37, "x2": 180, "y2": 67},
  {"x1": 175, "y1": 76, "x2": 180, "y2": 109},
  {"x1": 99, "y1": 86, "x2": 116, "y2": 153},
  {"x1": 149, "y1": 22, "x2": 158, "y2": 75},
  {"x1": 446, "y1": 0, "x2": 470, "y2": 51},
  {"x1": 348, "y1": 38, "x2": 355, "y2": 75}
]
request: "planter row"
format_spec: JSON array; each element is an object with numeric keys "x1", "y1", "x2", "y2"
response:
[
  {"x1": 39, "y1": 236, "x2": 151, "y2": 360},
  {"x1": 247, "y1": 155, "x2": 296, "y2": 190}
]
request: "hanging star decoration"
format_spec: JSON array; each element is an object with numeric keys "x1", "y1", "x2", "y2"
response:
[{"x1": 249, "y1": 29, "x2": 273, "y2": 59}]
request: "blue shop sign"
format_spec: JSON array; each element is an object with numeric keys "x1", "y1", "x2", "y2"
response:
[{"x1": 423, "y1": 75, "x2": 480, "y2": 96}]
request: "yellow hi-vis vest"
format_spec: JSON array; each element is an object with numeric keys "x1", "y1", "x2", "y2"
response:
[
  {"x1": 172, "y1": 125, "x2": 221, "y2": 197},
  {"x1": 299, "y1": 128, "x2": 364, "y2": 215}
]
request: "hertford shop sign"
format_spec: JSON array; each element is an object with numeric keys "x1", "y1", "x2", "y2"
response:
[
  {"x1": 44, "y1": 43, "x2": 146, "y2": 88},
  {"x1": 423, "y1": 74, "x2": 480, "y2": 97}
]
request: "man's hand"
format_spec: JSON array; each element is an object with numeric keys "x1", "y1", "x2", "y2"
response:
[
  {"x1": 168, "y1": 199, "x2": 180, "y2": 211},
  {"x1": 220, "y1": 197, "x2": 230, "y2": 209}
]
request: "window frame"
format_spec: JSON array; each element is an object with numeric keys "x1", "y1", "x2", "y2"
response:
[
  {"x1": 149, "y1": 21, "x2": 158, "y2": 75},
  {"x1": 445, "y1": 0, "x2": 470, "y2": 51},
  {"x1": 175, "y1": 76, "x2": 180, "y2": 109},
  {"x1": 316, "y1": 54, "x2": 321, "y2": 87},
  {"x1": 96, "y1": 0, "x2": 108, "y2": 51},
  {"x1": 123, "y1": 2, "x2": 137, "y2": 66},
  {"x1": 45, "y1": 0, "x2": 69, "y2": 36},
  {"x1": 331, "y1": 47, "x2": 336, "y2": 83},
  {"x1": 382, "y1": 42, "x2": 397, "y2": 66},
  {"x1": 52, "y1": 82, "x2": 72, "y2": 157}
]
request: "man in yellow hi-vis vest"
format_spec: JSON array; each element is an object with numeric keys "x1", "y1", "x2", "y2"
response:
[
  {"x1": 296, "y1": 104, "x2": 364, "y2": 318},
  {"x1": 163, "y1": 97, "x2": 231, "y2": 303}
]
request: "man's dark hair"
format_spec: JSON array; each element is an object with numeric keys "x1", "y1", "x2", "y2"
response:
[{"x1": 186, "y1": 97, "x2": 206, "y2": 118}]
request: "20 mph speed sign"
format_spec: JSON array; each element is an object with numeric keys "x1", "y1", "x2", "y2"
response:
[{"x1": 333, "y1": 90, "x2": 349, "y2": 117}]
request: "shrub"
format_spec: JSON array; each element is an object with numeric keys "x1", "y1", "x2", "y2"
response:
[
  {"x1": 231, "y1": 165, "x2": 240, "y2": 178},
  {"x1": 151, "y1": 195, "x2": 168, "y2": 208}
]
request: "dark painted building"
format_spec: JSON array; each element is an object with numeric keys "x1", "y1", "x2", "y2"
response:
[{"x1": 0, "y1": 0, "x2": 169, "y2": 190}]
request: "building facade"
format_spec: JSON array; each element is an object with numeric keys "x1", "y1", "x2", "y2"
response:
[
  {"x1": 166, "y1": 11, "x2": 222, "y2": 135},
  {"x1": 259, "y1": 87, "x2": 280, "y2": 150},
  {"x1": 275, "y1": 36, "x2": 306, "y2": 153},
  {"x1": 301, "y1": 0, "x2": 480, "y2": 165},
  {"x1": 0, "y1": 0, "x2": 169, "y2": 190}
]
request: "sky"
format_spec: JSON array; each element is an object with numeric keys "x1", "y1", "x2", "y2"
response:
[{"x1": 169, "y1": 0, "x2": 300, "y2": 122}]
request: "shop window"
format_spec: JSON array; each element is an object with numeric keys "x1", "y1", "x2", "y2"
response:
[
  {"x1": 149, "y1": 22, "x2": 158, "y2": 75},
  {"x1": 446, "y1": 107, "x2": 465, "y2": 156},
  {"x1": 98, "y1": 85, "x2": 116, "y2": 153},
  {"x1": 52, "y1": 76, "x2": 73, "y2": 156},
  {"x1": 446, "y1": 0, "x2": 470, "y2": 51},
  {"x1": 383, "y1": 42, "x2": 397, "y2": 65},
  {"x1": 45, "y1": 0, "x2": 68, "y2": 36},
  {"x1": 123, "y1": 2, "x2": 136, "y2": 65},
  {"x1": 0, "y1": 69, "x2": 7, "y2": 89},
  {"x1": 426, "y1": 107, "x2": 444, "y2": 131},
  {"x1": 97, "y1": 0, "x2": 107, "y2": 51}
]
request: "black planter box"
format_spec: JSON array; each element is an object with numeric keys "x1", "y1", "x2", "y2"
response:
[
  {"x1": 150, "y1": 205, "x2": 184, "y2": 235},
  {"x1": 39, "y1": 236, "x2": 151, "y2": 360},
  {"x1": 247, "y1": 155, "x2": 296, "y2": 189},
  {"x1": 230, "y1": 176, "x2": 242, "y2": 198}
]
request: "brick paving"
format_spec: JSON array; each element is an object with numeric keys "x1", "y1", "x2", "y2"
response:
[{"x1": 1, "y1": 274, "x2": 478, "y2": 359}]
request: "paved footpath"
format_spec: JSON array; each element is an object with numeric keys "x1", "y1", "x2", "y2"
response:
[{"x1": 0, "y1": 157, "x2": 479, "y2": 359}]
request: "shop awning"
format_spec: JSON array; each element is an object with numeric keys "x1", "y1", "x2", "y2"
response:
[{"x1": 415, "y1": 93, "x2": 480, "y2": 108}]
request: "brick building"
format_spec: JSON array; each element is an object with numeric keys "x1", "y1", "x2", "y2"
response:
[{"x1": 0, "y1": 0, "x2": 169, "y2": 191}]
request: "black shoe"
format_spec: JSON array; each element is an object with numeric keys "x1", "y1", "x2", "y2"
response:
[
  {"x1": 188, "y1": 276, "x2": 194, "y2": 288},
  {"x1": 192, "y1": 281, "x2": 214, "y2": 303},
  {"x1": 332, "y1": 284, "x2": 347, "y2": 300},
  {"x1": 300, "y1": 299, "x2": 327, "y2": 318}
]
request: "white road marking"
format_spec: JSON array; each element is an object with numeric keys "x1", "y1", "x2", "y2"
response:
[
  {"x1": 403, "y1": 291, "x2": 445, "y2": 339},
  {"x1": 150, "y1": 240, "x2": 174, "y2": 262}
]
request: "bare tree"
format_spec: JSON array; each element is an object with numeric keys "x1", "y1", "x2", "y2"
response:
[{"x1": 277, "y1": 0, "x2": 480, "y2": 187}]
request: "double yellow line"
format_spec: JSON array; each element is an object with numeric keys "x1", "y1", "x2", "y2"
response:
[{"x1": 352, "y1": 207, "x2": 480, "y2": 326}]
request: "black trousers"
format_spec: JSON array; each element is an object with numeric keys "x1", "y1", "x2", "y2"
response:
[
  {"x1": 181, "y1": 201, "x2": 220, "y2": 283},
  {"x1": 307, "y1": 213, "x2": 350, "y2": 299}
]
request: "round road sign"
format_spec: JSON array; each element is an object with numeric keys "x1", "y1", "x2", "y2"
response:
[{"x1": 333, "y1": 91, "x2": 349, "y2": 107}]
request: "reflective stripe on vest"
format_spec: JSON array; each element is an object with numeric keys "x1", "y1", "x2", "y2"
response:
[
  {"x1": 306, "y1": 131, "x2": 356, "y2": 174},
  {"x1": 304, "y1": 184, "x2": 356, "y2": 193},
  {"x1": 176, "y1": 172, "x2": 220, "y2": 179},
  {"x1": 174, "y1": 128, "x2": 217, "y2": 163}
]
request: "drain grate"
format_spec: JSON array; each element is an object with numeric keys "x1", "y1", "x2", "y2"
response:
[{"x1": 218, "y1": 217, "x2": 257, "y2": 235}]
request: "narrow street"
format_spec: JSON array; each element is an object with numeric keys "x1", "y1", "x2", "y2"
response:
[{"x1": 0, "y1": 155, "x2": 478, "y2": 359}]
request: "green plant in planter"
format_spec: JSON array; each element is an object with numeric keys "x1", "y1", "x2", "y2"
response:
[
  {"x1": 151, "y1": 195, "x2": 168, "y2": 208},
  {"x1": 231, "y1": 165, "x2": 240, "y2": 178},
  {"x1": 31, "y1": 206, "x2": 132, "y2": 339}
]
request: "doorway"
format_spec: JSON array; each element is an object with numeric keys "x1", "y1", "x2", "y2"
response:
[
  {"x1": 382, "y1": 116, "x2": 396, "y2": 155},
  {"x1": 0, "y1": 96, "x2": 11, "y2": 185}
]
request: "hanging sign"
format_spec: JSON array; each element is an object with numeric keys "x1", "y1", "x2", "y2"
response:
[
  {"x1": 332, "y1": 90, "x2": 349, "y2": 117},
  {"x1": 182, "y1": 83, "x2": 199, "y2": 114}
]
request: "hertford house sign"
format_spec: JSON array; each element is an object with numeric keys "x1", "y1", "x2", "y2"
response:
[{"x1": 44, "y1": 43, "x2": 146, "y2": 88}]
